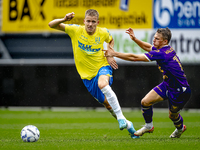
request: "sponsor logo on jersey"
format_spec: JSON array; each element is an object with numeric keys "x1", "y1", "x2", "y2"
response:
[{"x1": 78, "y1": 41, "x2": 101, "y2": 54}]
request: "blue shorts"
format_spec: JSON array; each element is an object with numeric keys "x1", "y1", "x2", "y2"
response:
[
  {"x1": 153, "y1": 81, "x2": 191, "y2": 113},
  {"x1": 82, "y1": 66, "x2": 113, "y2": 104}
]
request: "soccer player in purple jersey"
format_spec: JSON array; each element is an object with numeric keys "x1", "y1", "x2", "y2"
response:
[{"x1": 103, "y1": 27, "x2": 191, "y2": 138}]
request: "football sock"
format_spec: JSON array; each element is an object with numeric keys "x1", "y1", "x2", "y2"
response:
[
  {"x1": 101, "y1": 85, "x2": 125, "y2": 120},
  {"x1": 142, "y1": 105, "x2": 153, "y2": 124},
  {"x1": 126, "y1": 120, "x2": 132, "y2": 130},
  {"x1": 145, "y1": 122, "x2": 153, "y2": 129},
  {"x1": 170, "y1": 114, "x2": 183, "y2": 130}
]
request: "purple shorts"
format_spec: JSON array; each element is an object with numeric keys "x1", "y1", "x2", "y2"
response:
[{"x1": 153, "y1": 81, "x2": 191, "y2": 113}]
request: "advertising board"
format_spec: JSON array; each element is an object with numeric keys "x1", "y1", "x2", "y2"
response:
[
  {"x1": 110, "y1": 29, "x2": 200, "y2": 63},
  {"x1": 154, "y1": 0, "x2": 200, "y2": 28},
  {"x1": 2, "y1": 0, "x2": 152, "y2": 32}
]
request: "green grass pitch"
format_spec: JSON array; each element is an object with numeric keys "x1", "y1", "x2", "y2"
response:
[{"x1": 0, "y1": 108, "x2": 200, "y2": 150}]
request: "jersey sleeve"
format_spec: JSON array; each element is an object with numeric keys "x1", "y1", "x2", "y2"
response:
[
  {"x1": 104, "y1": 28, "x2": 112, "y2": 43},
  {"x1": 144, "y1": 47, "x2": 165, "y2": 61},
  {"x1": 65, "y1": 24, "x2": 80, "y2": 37}
]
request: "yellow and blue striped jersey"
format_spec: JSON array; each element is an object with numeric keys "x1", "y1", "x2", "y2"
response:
[{"x1": 65, "y1": 24, "x2": 112, "y2": 80}]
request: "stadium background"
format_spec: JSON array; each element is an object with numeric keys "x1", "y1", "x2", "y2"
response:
[{"x1": 0, "y1": 0, "x2": 199, "y2": 108}]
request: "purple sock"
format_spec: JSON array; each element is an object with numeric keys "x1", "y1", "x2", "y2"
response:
[
  {"x1": 142, "y1": 105, "x2": 153, "y2": 123},
  {"x1": 171, "y1": 114, "x2": 183, "y2": 130}
]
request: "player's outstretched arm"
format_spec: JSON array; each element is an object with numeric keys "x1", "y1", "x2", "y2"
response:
[
  {"x1": 103, "y1": 47, "x2": 149, "y2": 62},
  {"x1": 126, "y1": 28, "x2": 152, "y2": 52},
  {"x1": 106, "y1": 38, "x2": 118, "y2": 70},
  {"x1": 48, "y1": 12, "x2": 75, "y2": 32}
]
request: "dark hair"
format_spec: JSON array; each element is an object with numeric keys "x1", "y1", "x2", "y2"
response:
[
  {"x1": 85, "y1": 9, "x2": 99, "y2": 20},
  {"x1": 157, "y1": 27, "x2": 171, "y2": 43}
]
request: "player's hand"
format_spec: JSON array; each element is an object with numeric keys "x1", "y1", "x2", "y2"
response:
[
  {"x1": 102, "y1": 47, "x2": 118, "y2": 69},
  {"x1": 106, "y1": 56, "x2": 118, "y2": 70},
  {"x1": 102, "y1": 46, "x2": 115, "y2": 57},
  {"x1": 64, "y1": 12, "x2": 75, "y2": 21},
  {"x1": 125, "y1": 28, "x2": 136, "y2": 41}
]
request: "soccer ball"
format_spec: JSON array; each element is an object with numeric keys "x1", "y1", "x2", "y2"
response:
[{"x1": 21, "y1": 125, "x2": 40, "y2": 142}]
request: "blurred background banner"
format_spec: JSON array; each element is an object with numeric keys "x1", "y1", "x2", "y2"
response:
[
  {"x1": 153, "y1": 0, "x2": 200, "y2": 29},
  {"x1": 2, "y1": 0, "x2": 152, "y2": 33},
  {"x1": 110, "y1": 30, "x2": 200, "y2": 63}
]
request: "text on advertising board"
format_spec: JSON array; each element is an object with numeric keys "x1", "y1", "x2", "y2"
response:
[{"x1": 154, "y1": 0, "x2": 200, "y2": 28}]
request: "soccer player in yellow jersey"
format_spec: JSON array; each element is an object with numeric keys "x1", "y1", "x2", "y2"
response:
[{"x1": 49, "y1": 9, "x2": 139, "y2": 138}]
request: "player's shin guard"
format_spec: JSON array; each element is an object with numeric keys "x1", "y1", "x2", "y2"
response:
[
  {"x1": 101, "y1": 85, "x2": 125, "y2": 120},
  {"x1": 142, "y1": 105, "x2": 153, "y2": 123},
  {"x1": 170, "y1": 114, "x2": 183, "y2": 130}
]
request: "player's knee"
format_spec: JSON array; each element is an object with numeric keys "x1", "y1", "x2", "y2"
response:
[
  {"x1": 141, "y1": 98, "x2": 151, "y2": 107},
  {"x1": 98, "y1": 75, "x2": 109, "y2": 89},
  {"x1": 98, "y1": 80, "x2": 108, "y2": 89}
]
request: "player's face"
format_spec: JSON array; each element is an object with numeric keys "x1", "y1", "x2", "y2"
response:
[
  {"x1": 84, "y1": 15, "x2": 99, "y2": 35},
  {"x1": 153, "y1": 32, "x2": 167, "y2": 49}
]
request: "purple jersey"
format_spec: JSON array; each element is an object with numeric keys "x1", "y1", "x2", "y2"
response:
[{"x1": 145, "y1": 45, "x2": 189, "y2": 89}]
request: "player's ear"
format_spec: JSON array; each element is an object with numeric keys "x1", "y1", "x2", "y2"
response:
[
  {"x1": 84, "y1": 19, "x2": 86, "y2": 25},
  {"x1": 164, "y1": 39, "x2": 168, "y2": 45},
  {"x1": 97, "y1": 20, "x2": 99, "y2": 25}
]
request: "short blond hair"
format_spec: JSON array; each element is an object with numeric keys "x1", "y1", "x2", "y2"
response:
[{"x1": 85, "y1": 9, "x2": 99, "y2": 20}]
